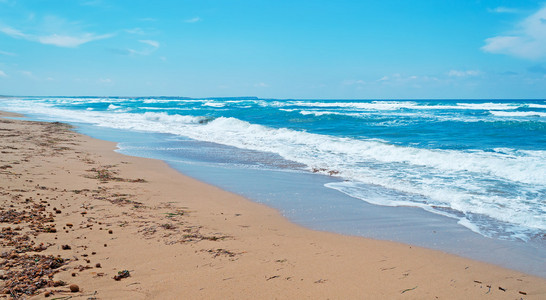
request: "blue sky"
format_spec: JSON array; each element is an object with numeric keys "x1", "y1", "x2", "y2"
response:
[{"x1": 1, "y1": 0, "x2": 546, "y2": 99}]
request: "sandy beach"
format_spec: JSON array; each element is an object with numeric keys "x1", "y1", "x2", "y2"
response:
[{"x1": 0, "y1": 111, "x2": 544, "y2": 299}]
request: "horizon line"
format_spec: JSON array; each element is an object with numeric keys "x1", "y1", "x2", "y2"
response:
[{"x1": 1, "y1": 95, "x2": 545, "y2": 101}]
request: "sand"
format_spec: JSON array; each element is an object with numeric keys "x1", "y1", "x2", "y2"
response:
[{"x1": 0, "y1": 111, "x2": 544, "y2": 299}]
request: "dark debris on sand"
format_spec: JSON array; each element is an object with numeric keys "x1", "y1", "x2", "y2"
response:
[{"x1": 0, "y1": 252, "x2": 68, "y2": 298}]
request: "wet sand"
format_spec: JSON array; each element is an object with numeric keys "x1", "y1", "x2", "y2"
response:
[{"x1": 0, "y1": 111, "x2": 544, "y2": 299}]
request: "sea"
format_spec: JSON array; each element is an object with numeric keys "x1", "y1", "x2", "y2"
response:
[{"x1": 1, "y1": 97, "x2": 545, "y2": 276}]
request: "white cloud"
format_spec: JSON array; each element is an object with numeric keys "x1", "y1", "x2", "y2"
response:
[
  {"x1": 254, "y1": 82, "x2": 268, "y2": 87},
  {"x1": 447, "y1": 70, "x2": 481, "y2": 77},
  {"x1": 376, "y1": 73, "x2": 420, "y2": 83},
  {"x1": 0, "y1": 26, "x2": 29, "y2": 39},
  {"x1": 120, "y1": 39, "x2": 160, "y2": 56},
  {"x1": 38, "y1": 33, "x2": 113, "y2": 47},
  {"x1": 0, "y1": 50, "x2": 15, "y2": 56},
  {"x1": 342, "y1": 79, "x2": 366, "y2": 85},
  {"x1": 184, "y1": 17, "x2": 201, "y2": 23},
  {"x1": 20, "y1": 70, "x2": 36, "y2": 79},
  {"x1": 482, "y1": 5, "x2": 546, "y2": 59},
  {"x1": 126, "y1": 27, "x2": 146, "y2": 35},
  {"x1": 0, "y1": 70, "x2": 7, "y2": 77},
  {"x1": 139, "y1": 39, "x2": 159, "y2": 48},
  {"x1": 0, "y1": 25, "x2": 114, "y2": 48}
]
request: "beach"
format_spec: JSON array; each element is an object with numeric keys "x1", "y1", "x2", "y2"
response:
[{"x1": 1, "y1": 112, "x2": 545, "y2": 299}]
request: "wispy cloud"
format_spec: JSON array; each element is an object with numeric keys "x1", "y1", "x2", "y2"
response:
[
  {"x1": 139, "y1": 39, "x2": 159, "y2": 48},
  {"x1": 447, "y1": 70, "x2": 481, "y2": 77},
  {"x1": 184, "y1": 17, "x2": 201, "y2": 23},
  {"x1": 482, "y1": 5, "x2": 546, "y2": 59},
  {"x1": 0, "y1": 50, "x2": 16, "y2": 56},
  {"x1": 98, "y1": 78, "x2": 113, "y2": 84},
  {"x1": 126, "y1": 27, "x2": 146, "y2": 35},
  {"x1": 19, "y1": 70, "x2": 37, "y2": 79},
  {"x1": 0, "y1": 70, "x2": 7, "y2": 77},
  {"x1": 113, "y1": 39, "x2": 160, "y2": 56},
  {"x1": 38, "y1": 33, "x2": 114, "y2": 47},
  {"x1": 343, "y1": 74, "x2": 439, "y2": 90},
  {"x1": 377, "y1": 73, "x2": 423, "y2": 83},
  {"x1": 0, "y1": 25, "x2": 114, "y2": 48},
  {"x1": 342, "y1": 79, "x2": 366, "y2": 86},
  {"x1": 488, "y1": 7, "x2": 520, "y2": 14},
  {"x1": 254, "y1": 82, "x2": 268, "y2": 87},
  {"x1": 0, "y1": 26, "x2": 28, "y2": 39}
]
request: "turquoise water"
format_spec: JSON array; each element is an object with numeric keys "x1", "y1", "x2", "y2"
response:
[{"x1": 1, "y1": 97, "x2": 545, "y2": 244}]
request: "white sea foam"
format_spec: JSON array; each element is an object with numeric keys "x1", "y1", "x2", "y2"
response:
[
  {"x1": 455, "y1": 102, "x2": 519, "y2": 110},
  {"x1": 286, "y1": 101, "x2": 419, "y2": 110},
  {"x1": 298, "y1": 110, "x2": 358, "y2": 117},
  {"x1": 202, "y1": 101, "x2": 226, "y2": 108},
  {"x1": 528, "y1": 103, "x2": 546, "y2": 109},
  {"x1": 490, "y1": 111, "x2": 546, "y2": 117},
  {"x1": 267, "y1": 100, "x2": 524, "y2": 111},
  {"x1": 107, "y1": 104, "x2": 120, "y2": 110}
]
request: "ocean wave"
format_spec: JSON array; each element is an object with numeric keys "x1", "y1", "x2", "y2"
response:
[
  {"x1": 490, "y1": 111, "x2": 546, "y2": 117},
  {"x1": 3, "y1": 100, "x2": 545, "y2": 187},
  {"x1": 298, "y1": 110, "x2": 362, "y2": 117},
  {"x1": 1, "y1": 98, "x2": 544, "y2": 239},
  {"x1": 455, "y1": 102, "x2": 520, "y2": 110},
  {"x1": 202, "y1": 101, "x2": 226, "y2": 108},
  {"x1": 267, "y1": 100, "x2": 524, "y2": 111},
  {"x1": 528, "y1": 103, "x2": 546, "y2": 109}
]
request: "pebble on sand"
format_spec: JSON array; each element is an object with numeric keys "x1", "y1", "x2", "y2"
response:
[{"x1": 69, "y1": 284, "x2": 79, "y2": 292}]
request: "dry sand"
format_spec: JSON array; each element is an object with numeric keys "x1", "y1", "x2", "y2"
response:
[{"x1": 0, "y1": 111, "x2": 544, "y2": 299}]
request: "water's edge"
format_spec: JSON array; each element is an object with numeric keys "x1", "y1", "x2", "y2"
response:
[
  {"x1": 4, "y1": 112, "x2": 545, "y2": 278},
  {"x1": 73, "y1": 122, "x2": 545, "y2": 278}
]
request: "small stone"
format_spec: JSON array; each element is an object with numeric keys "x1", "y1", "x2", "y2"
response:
[
  {"x1": 62, "y1": 245, "x2": 71, "y2": 250},
  {"x1": 53, "y1": 280, "x2": 65, "y2": 287},
  {"x1": 69, "y1": 284, "x2": 79, "y2": 292},
  {"x1": 95, "y1": 263, "x2": 101, "y2": 268},
  {"x1": 71, "y1": 273, "x2": 76, "y2": 277},
  {"x1": 44, "y1": 291, "x2": 51, "y2": 297},
  {"x1": 108, "y1": 229, "x2": 113, "y2": 234}
]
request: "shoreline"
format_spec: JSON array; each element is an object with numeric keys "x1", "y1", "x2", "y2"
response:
[{"x1": 0, "y1": 111, "x2": 545, "y2": 299}]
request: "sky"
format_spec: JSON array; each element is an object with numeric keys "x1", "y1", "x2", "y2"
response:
[{"x1": 1, "y1": 0, "x2": 546, "y2": 99}]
